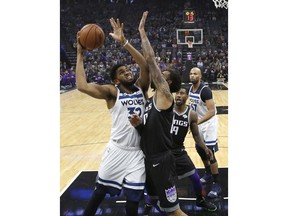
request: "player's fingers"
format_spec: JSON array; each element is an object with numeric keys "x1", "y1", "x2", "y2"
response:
[
  {"x1": 109, "y1": 18, "x2": 116, "y2": 28},
  {"x1": 116, "y1": 18, "x2": 121, "y2": 26},
  {"x1": 143, "y1": 11, "x2": 148, "y2": 21}
]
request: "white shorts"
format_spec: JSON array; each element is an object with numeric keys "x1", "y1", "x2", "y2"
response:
[
  {"x1": 198, "y1": 115, "x2": 218, "y2": 146},
  {"x1": 97, "y1": 141, "x2": 146, "y2": 190}
]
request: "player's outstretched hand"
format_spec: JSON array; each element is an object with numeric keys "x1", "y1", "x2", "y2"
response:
[
  {"x1": 76, "y1": 32, "x2": 87, "y2": 53},
  {"x1": 109, "y1": 18, "x2": 126, "y2": 45},
  {"x1": 138, "y1": 11, "x2": 148, "y2": 33}
]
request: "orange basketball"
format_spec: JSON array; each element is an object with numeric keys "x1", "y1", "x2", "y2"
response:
[{"x1": 78, "y1": 24, "x2": 105, "y2": 50}]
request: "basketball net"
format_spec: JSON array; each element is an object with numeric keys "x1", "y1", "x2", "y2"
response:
[
  {"x1": 212, "y1": 0, "x2": 228, "y2": 9},
  {"x1": 187, "y1": 40, "x2": 193, "y2": 48}
]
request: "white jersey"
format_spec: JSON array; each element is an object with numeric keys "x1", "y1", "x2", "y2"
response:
[
  {"x1": 188, "y1": 82, "x2": 217, "y2": 119},
  {"x1": 188, "y1": 83, "x2": 218, "y2": 146},
  {"x1": 109, "y1": 85, "x2": 146, "y2": 150},
  {"x1": 97, "y1": 85, "x2": 146, "y2": 192}
]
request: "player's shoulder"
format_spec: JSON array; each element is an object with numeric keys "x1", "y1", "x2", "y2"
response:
[
  {"x1": 101, "y1": 83, "x2": 117, "y2": 98},
  {"x1": 200, "y1": 83, "x2": 212, "y2": 94},
  {"x1": 104, "y1": 83, "x2": 117, "y2": 91},
  {"x1": 200, "y1": 82, "x2": 210, "y2": 89}
]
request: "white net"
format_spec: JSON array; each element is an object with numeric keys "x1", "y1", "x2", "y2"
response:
[
  {"x1": 187, "y1": 41, "x2": 193, "y2": 48},
  {"x1": 212, "y1": 0, "x2": 228, "y2": 9}
]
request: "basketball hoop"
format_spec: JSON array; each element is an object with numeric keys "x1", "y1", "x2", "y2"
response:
[
  {"x1": 187, "y1": 40, "x2": 193, "y2": 48},
  {"x1": 212, "y1": 0, "x2": 228, "y2": 9}
]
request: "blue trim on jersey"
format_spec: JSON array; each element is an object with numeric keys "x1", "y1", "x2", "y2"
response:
[
  {"x1": 189, "y1": 94, "x2": 200, "y2": 99},
  {"x1": 119, "y1": 93, "x2": 144, "y2": 100},
  {"x1": 204, "y1": 139, "x2": 218, "y2": 144},
  {"x1": 98, "y1": 177, "x2": 122, "y2": 187},
  {"x1": 123, "y1": 180, "x2": 145, "y2": 187}
]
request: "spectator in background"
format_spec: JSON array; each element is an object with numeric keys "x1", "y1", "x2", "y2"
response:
[{"x1": 196, "y1": 57, "x2": 204, "y2": 72}]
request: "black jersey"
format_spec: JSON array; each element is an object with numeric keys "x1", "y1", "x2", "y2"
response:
[
  {"x1": 171, "y1": 106, "x2": 190, "y2": 150},
  {"x1": 140, "y1": 96, "x2": 174, "y2": 156}
]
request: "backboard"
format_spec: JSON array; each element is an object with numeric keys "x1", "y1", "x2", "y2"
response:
[{"x1": 176, "y1": 29, "x2": 203, "y2": 48}]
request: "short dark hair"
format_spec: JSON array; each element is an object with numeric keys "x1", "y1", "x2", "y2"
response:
[
  {"x1": 110, "y1": 63, "x2": 125, "y2": 81},
  {"x1": 179, "y1": 85, "x2": 189, "y2": 95},
  {"x1": 163, "y1": 68, "x2": 182, "y2": 93}
]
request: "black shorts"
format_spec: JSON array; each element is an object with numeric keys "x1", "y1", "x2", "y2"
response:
[
  {"x1": 172, "y1": 148, "x2": 196, "y2": 179},
  {"x1": 145, "y1": 150, "x2": 179, "y2": 212}
]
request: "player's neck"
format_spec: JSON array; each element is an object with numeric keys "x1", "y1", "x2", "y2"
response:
[
  {"x1": 120, "y1": 85, "x2": 134, "y2": 94},
  {"x1": 175, "y1": 105, "x2": 186, "y2": 113},
  {"x1": 192, "y1": 81, "x2": 200, "y2": 91}
]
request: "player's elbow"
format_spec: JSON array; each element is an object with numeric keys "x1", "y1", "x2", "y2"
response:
[{"x1": 76, "y1": 83, "x2": 87, "y2": 93}]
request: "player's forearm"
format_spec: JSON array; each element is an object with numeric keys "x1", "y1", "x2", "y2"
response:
[
  {"x1": 139, "y1": 29, "x2": 160, "y2": 83},
  {"x1": 193, "y1": 134, "x2": 207, "y2": 150},
  {"x1": 120, "y1": 40, "x2": 149, "y2": 92},
  {"x1": 139, "y1": 29, "x2": 155, "y2": 60},
  {"x1": 124, "y1": 42, "x2": 146, "y2": 68},
  {"x1": 147, "y1": 59, "x2": 171, "y2": 101},
  {"x1": 198, "y1": 110, "x2": 215, "y2": 124},
  {"x1": 75, "y1": 53, "x2": 88, "y2": 92}
]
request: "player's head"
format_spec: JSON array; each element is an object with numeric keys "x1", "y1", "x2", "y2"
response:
[
  {"x1": 151, "y1": 68, "x2": 182, "y2": 93},
  {"x1": 175, "y1": 86, "x2": 189, "y2": 107},
  {"x1": 189, "y1": 67, "x2": 202, "y2": 84},
  {"x1": 110, "y1": 64, "x2": 136, "y2": 87}
]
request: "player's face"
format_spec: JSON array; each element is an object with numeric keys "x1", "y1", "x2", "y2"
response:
[
  {"x1": 116, "y1": 66, "x2": 135, "y2": 86},
  {"x1": 175, "y1": 88, "x2": 188, "y2": 106},
  {"x1": 189, "y1": 68, "x2": 201, "y2": 84}
]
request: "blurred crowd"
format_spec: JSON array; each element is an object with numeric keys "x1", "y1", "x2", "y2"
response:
[{"x1": 60, "y1": 0, "x2": 228, "y2": 91}]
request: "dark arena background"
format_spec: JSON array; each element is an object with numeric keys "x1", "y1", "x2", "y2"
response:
[{"x1": 60, "y1": 0, "x2": 228, "y2": 93}]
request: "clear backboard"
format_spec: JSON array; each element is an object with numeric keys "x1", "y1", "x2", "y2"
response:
[{"x1": 176, "y1": 29, "x2": 203, "y2": 48}]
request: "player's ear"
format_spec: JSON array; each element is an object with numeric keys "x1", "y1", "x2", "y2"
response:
[{"x1": 113, "y1": 79, "x2": 120, "y2": 85}]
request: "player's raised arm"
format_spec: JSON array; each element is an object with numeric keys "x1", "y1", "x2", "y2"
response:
[
  {"x1": 109, "y1": 17, "x2": 150, "y2": 94},
  {"x1": 75, "y1": 33, "x2": 116, "y2": 102},
  {"x1": 138, "y1": 11, "x2": 173, "y2": 109}
]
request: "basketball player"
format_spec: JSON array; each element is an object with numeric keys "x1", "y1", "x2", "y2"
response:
[
  {"x1": 75, "y1": 17, "x2": 150, "y2": 216},
  {"x1": 143, "y1": 87, "x2": 217, "y2": 215},
  {"x1": 129, "y1": 11, "x2": 187, "y2": 216},
  {"x1": 188, "y1": 67, "x2": 222, "y2": 198}
]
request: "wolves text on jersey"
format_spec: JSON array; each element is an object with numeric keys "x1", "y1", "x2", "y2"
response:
[
  {"x1": 120, "y1": 98, "x2": 145, "y2": 106},
  {"x1": 189, "y1": 98, "x2": 199, "y2": 105}
]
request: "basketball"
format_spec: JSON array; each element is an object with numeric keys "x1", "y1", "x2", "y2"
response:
[{"x1": 78, "y1": 24, "x2": 105, "y2": 50}]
